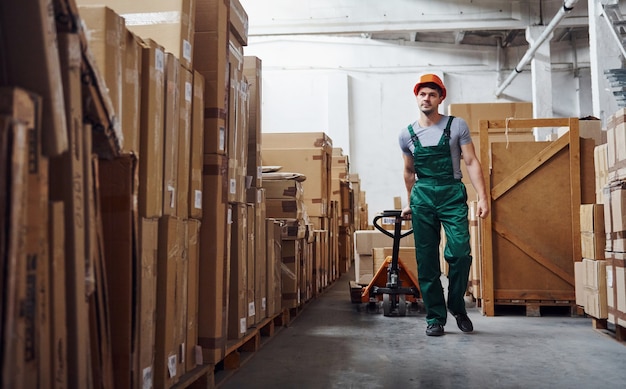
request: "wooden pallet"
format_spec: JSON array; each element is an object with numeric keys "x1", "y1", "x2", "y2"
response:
[
  {"x1": 589, "y1": 317, "x2": 626, "y2": 343},
  {"x1": 213, "y1": 310, "x2": 290, "y2": 387},
  {"x1": 171, "y1": 364, "x2": 215, "y2": 389},
  {"x1": 491, "y1": 299, "x2": 578, "y2": 317}
]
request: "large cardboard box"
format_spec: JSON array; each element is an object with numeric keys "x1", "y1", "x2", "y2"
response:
[
  {"x1": 229, "y1": 0, "x2": 248, "y2": 46},
  {"x1": 580, "y1": 204, "x2": 605, "y2": 260},
  {"x1": 52, "y1": 33, "x2": 91, "y2": 388},
  {"x1": 262, "y1": 148, "x2": 330, "y2": 217},
  {"x1": 244, "y1": 56, "x2": 262, "y2": 188},
  {"x1": 246, "y1": 204, "x2": 257, "y2": 327},
  {"x1": 266, "y1": 219, "x2": 282, "y2": 317},
  {"x1": 604, "y1": 183, "x2": 626, "y2": 252},
  {"x1": 77, "y1": 0, "x2": 196, "y2": 70},
  {"x1": 254, "y1": 190, "x2": 268, "y2": 321},
  {"x1": 595, "y1": 144, "x2": 608, "y2": 204},
  {"x1": 123, "y1": 30, "x2": 142, "y2": 154},
  {"x1": 229, "y1": 203, "x2": 248, "y2": 339},
  {"x1": 189, "y1": 72, "x2": 205, "y2": 219},
  {"x1": 177, "y1": 67, "x2": 193, "y2": 220},
  {"x1": 581, "y1": 258, "x2": 608, "y2": 319},
  {"x1": 99, "y1": 155, "x2": 137, "y2": 389},
  {"x1": 198, "y1": 154, "x2": 230, "y2": 363},
  {"x1": 163, "y1": 53, "x2": 181, "y2": 216},
  {"x1": 136, "y1": 218, "x2": 158, "y2": 389},
  {"x1": 155, "y1": 215, "x2": 184, "y2": 388},
  {"x1": 186, "y1": 219, "x2": 201, "y2": 371},
  {"x1": 48, "y1": 202, "x2": 68, "y2": 389},
  {"x1": 78, "y1": 6, "x2": 125, "y2": 137},
  {"x1": 194, "y1": 30, "x2": 229, "y2": 155},
  {"x1": 139, "y1": 39, "x2": 165, "y2": 218},
  {"x1": 195, "y1": 0, "x2": 230, "y2": 33},
  {"x1": 1, "y1": 0, "x2": 68, "y2": 156},
  {"x1": 0, "y1": 113, "x2": 30, "y2": 389},
  {"x1": 281, "y1": 239, "x2": 302, "y2": 309}
]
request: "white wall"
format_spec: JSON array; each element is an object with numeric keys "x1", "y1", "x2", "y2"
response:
[{"x1": 244, "y1": 34, "x2": 595, "y2": 222}]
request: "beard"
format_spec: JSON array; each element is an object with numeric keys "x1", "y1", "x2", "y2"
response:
[{"x1": 420, "y1": 105, "x2": 436, "y2": 116}]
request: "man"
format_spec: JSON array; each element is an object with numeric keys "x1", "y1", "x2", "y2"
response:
[{"x1": 399, "y1": 74, "x2": 489, "y2": 336}]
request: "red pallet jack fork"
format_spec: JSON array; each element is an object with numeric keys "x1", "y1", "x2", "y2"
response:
[{"x1": 351, "y1": 210, "x2": 422, "y2": 316}]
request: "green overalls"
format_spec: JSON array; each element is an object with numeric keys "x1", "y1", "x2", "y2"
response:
[{"x1": 408, "y1": 116, "x2": 471, "y2": 326}]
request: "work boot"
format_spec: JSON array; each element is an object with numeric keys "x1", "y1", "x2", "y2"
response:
[
  {"x1": 425, "y1": 323, "x2": 444, "y2": 336},
  {"x1": 453, "y1": 313, "x2": 473, "y2": 333}
]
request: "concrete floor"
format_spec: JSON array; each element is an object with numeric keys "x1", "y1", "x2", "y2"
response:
[{"x1": 218, "y1": 267, "x2": 626, "y2": 389}]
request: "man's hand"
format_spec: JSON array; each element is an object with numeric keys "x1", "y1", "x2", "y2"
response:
[
  {"x1": 401, "y1": 205, "x2": 412, "y2": 220},
  {"x1": 477, "y1": 198, "x2": 490, "y2": 219}
]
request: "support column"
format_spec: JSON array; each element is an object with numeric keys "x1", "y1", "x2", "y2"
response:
[{"x1": 527, "y1": 25, "x2": 554, "y2": 140}]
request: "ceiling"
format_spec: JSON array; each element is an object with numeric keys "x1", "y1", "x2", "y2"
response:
[{"x1": 241, "y1": 0, "x2": 595, "y2": 49}]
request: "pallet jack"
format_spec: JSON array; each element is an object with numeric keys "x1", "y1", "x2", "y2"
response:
[{"x1": 350, "y1": 210, "x2": 422, "y2": 316}]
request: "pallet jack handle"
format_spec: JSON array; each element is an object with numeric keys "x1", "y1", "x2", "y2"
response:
[{"x1": 372, "y1": 210, "x2": 413, "y2": 278}]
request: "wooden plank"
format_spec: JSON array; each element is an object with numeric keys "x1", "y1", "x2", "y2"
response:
[
  {"x1": 479, "y1": 119, "x2": 495, "y2": 316},
  {"x1": 493, "y1": 221, "x2": 575, "y2": 286},
  {"x1": 491, "y1": 135, "x2": 569, "y2": 200},
  {"x1": 568, "y1": 118, "x2": 582, "y2": 263}
]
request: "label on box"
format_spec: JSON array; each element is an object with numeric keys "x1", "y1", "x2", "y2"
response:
[
  {"x1": 142, "y1": 367, "x2": 153, "y2": 389},
  {"x1": 240, "y1": 318, "x2": 246, "y2": 334},
  {"x1": 257, "y1": 189, "x2": 262, "y2": 204},
  {"x1": 194, "y1": 345, "x2": 203, "y2": 366},
  {"x1": 607, "y1": 266, "x2": 614, "y2": 288},
  {"x1": 248, "y1": 302, "x2": 255, "y2": 317},
  {"x1": 262, "y1": 297, "x2": 267, "y2": 310},
  {"x1": 168, "y1": 185, "x2": 175, "y2": 208},
  {"x1": 219, "y1": 127, "x2": 225, "y2": 151},
  {"x1": 179, "y1": 343, "x2": 185, "y2": 363},
  {"x1": 167, "y1": 354, "x2": 177, "y2": 377},
  {"x1": 230, "y1": 178, "x2": 237, "y2": 194},
  {"x1": 155, "y1": 49, "x2": 164, "y2": 73},
  {"x1": 228, "y1": 208, "x2": 232, "y2": 224},
  {"x1": 185, "y1": 81, "x2": 192, "y2": 102},
  {"x1": 183, "y1": 40, "x2": 192, "y2": 62},
  {"x1": 257, "y1": 166, "x2": 262, "y2": 180},
  {"x1": 194, "y1": 190, "x2": 202, "y2": 209}
]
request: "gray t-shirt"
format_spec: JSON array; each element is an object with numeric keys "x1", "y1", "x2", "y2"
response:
[{"x1": 398, "y1": 115, "x2": 472, "y2": 180}]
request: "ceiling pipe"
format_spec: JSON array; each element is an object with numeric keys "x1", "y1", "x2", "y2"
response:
[{"x1": 494, "y1": 0, "x2": 580, "y2": 98}]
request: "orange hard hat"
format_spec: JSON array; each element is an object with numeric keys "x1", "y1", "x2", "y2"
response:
[{"x1": 413, "y1": 74, "x2": 446, "y2": 99}]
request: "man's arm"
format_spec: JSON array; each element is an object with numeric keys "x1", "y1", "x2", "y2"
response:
[
  {"x1": 461, "y1": 142, "x2": 490, "y2": 218},
  {"x1": 401, "y1": 153, "x2": 416, "y2": 218}
]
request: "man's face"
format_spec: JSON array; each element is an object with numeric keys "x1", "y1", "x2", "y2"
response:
[{"x1": 415, "y1": 86, "x2": 443, "y2": 115}]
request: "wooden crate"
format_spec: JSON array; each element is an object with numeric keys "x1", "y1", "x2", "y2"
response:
[{"x1": 478, "y1": 118, "x2": 596, "y2": 316}]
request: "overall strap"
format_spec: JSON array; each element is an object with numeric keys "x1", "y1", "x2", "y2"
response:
[
  {"x1": 408, "y1": 124, "x2": 419, "y2": 147},
  {"x1": 443, "y1": 115, "x2": 455, "y2": 139}
]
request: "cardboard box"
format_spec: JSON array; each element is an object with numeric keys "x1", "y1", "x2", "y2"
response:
[
  {"x1": 77, "y1": 0, "x2": 196, "y2": 70},
  {"x1": 194, "y1": 27, "x2": 229, "y2": 156},
  {"x1": 575, "y1": 261, "x2": 585, "y2": 307},
  {"x1": 266, "y1": 219, "x2": 283, "y2": 317},
  {"x1": 48, "y1": 202, "x2": 68, "y2": 389},
  {"x1": 244, "y1": 56, "x2": 262, "y2": 188},
  {"x1": 229, "y1": 204, "x2": 248, "y2": 339},
  {"x1": 195, "y1": 0, "x2": 229, "y2": 33},
  {"x1": 99, "y1": 155, "x2": 137, "y2": 389},
  {"x1": 0, "y1": 115, "x2": 30, "y2": 389},
  {"x1": 580, "y1": 204, "x2": 605, "y2": 259},
  {"x1": 163, "y1": 53, "x2": 181, "y2": 216},
  {"x1": 197, "y1": 154, "x2": 230, "y2": 363},
  {"x1": 123, "y1": 30, "x2": 142, "y2": 154},
  {"x1": 594, "y1": 144, "x2": 608, "y2": 204},
  {"x1": 177, "y1": 67, "x2": 193, "y2": 220},
  {"x1": 246, "y1": 204, "x2": 256, "y2": 327},
  {"x1": 139, "y1": 39, "x2": 165, "y2": 218},
  {"x1": 155, "y1": 215, "x2": 184, "y2": 388},
  {"x1": 79, "y1": 6, "x2": 125, "y2": 137},
  {"x1": 53, "y1": 33, "x2": 91, "y2": 388},
  {"x1": 557, "y1": 119, "x2": 606, "y2": 147},
  {"x1": 263, "y1": 178, "x2": 304, "y2": 200},
  {"x1": 136, "y1": 218, "x2": 158, "y2": 389},
  {"x1": 262, "y1": 148, "x2": 330, "y2": 217},
  {"x1": 229, "y1": 0, "x2": 248, "y2": 46},
  {"x1": 189, "y1": 72, "x2": 205, "y2": 219},
  {"x1": 1, "y1": 0, "x2": 68, "y2": 156},
  {"x1": 373, "y1": 247, "x2": 418, "y2": 282},
  {"x1": 254, "y1": 190, "x2": 268, "y2": 321},
  {"x1": 282, "y1": 239, "x2": 302, "y2": 309},
  {"x1": 353, "y1": 230, "x2": 415, "y2": 284},
  {"x1": 186, "y1": 219, "x2": 201, "y2": 371}
]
